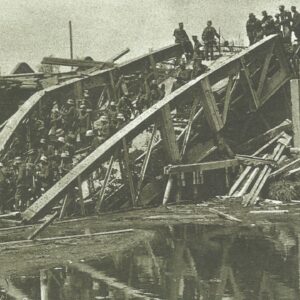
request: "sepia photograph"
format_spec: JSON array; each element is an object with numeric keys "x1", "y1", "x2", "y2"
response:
[{"x1": 0, "y1": 0, "x2": 300, "y2": 298}]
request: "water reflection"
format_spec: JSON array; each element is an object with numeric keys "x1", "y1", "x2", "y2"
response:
[{"x1": 1, "y1": 223, "x2": 300, "y2": 299}]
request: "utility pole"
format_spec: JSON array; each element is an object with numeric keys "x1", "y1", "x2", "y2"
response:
[{"x1": 69, "y1": 20, "x2": 73, "y2": 61}]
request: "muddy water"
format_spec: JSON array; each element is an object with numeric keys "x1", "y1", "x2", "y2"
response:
[{"x1": 1, "y1": 223, "x2": 300, "y2": 299}]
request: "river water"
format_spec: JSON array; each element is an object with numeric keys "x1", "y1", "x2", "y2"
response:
[
  {"x1": 1, "y1": 223, "x2": 300, "y2": 299},
  {"x1": 0, "y1": 0, "x2": 298, "y2": 74}
]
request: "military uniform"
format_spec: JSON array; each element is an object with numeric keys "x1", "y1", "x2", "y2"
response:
[
  {"x1": 202, "y1": 25, "x2": 220, "y2": 60},
  {"x1": 246, "y1": 17, "x2": 262, "y2": 45},
  {"x1": 292, "y1": 10, "x2": 300, "y2": 40},
  {"x1": 173, "y1": 28, "x2": 193, "y2": 55},
  {"x1": 279, "y1": 10, "x2": 292, "y2": 42}
]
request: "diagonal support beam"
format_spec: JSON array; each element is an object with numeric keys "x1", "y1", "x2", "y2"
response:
[
  {"x1": 135, "y1": 123, "x2": 157, "y2": 204},
  {"x1": 180, "y1": 96, "x2": 200, "y2": 159},
  {"x1": 222, "y1": 74, "x2": 235, "y2": 124},
  {"x1": 199, "y1": 77, "x2": 224, "y2": 132},
  {"x1": 95, "y1": 154, "x2": 115, "y2": 212},
  {"x1": 158, "y1": 104, "x2": 180, "y2": 163},
  {"x1": 256, "y1": 41, "x2": 275, "y2": 99},
  {"x1": 240, "y1": 57, "x2": 260, "y2": 109},
  {"x1": 122, "y1": 138, "x2": 136, "y2": 206}
]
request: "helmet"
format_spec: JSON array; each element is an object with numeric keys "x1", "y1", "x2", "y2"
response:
[
  {"x1": 40, "y1": 138, "x2": 46, "y2": 144},
  {"x1": 117, "y1": 113, "x2": 125, "y2": 120},
  {"x1": 67, "y1": 99, "x2": 75, "y2": 105},
  {"x1": 40, "y1": 156, "x2": 48, "y2": 162},
  {"x1": 58, "y1": 136, "x2": 65, "y2": 143},
  {"x1": 86, "y1": 130, "x2": 94, "y2": 137}
]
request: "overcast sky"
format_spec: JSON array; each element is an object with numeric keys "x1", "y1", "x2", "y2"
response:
[{"x1": 0, "y1": 0, "x2": 297, "y2": 74}]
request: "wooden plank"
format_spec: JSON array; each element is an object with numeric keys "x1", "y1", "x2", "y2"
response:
[
  {"x1": 109, "y1": 71, "x2": 117, "y2": 101},
  {"x1": 122, "y1": 138, "x2": 136, "y2": 206},
  {"x1": 41, "y1": 56, "x2": 114, "y2": 68},
  {"x1": 27, "y1": 212, "x2": 58, "y2": 240},
  {"x1": 270, "y1": 158, "x2": 300, "y2": 178},
  {"x1": 180, "y1": 99, "x2": 200, "y2": 158},
  {"x1": 135, "y1": 124, "x2": 157, "y2": 204},
  {"x1": 77, "y1": 176, "x2": 86, "y2": 216},
  {"x1": 95, "y1": 154, "x2": 115, "y2": 212},
  {"x1": 165, "y1": 159, "x2": 239, "y2": 175},
  {"x1": 159, "y1": 104, "x2": 180, "y2": 163},
  {"x1": 222, "y1": 74, "x2": 234, "y2": 123},
  {"x1": 200, "y1": 77, "x2": 224, "y2": 132},
  {"x1": 228, "y1": 132, "x2": 284, "y2": 196},
  {"x1": 256, "y1": 41, "x2": 275, "y2": 98},
  {"x1": 237, "y1": 119, "x2": 292, "y2": 154},
  {"x1": 240, "y1": 56, "x2": 260, "y2": 108},
  {"x1": 291, "y1": 79, "x2": 300, "y2": 147}
]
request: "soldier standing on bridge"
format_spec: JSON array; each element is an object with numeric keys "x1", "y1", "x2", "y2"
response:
[
  {"x1": 291, "y1": 6, "x2": 300, "y2": 41},
  {"x1": 261, "y1": 11, "x2": 276, "y2": 36},
  {"x1": 173, "y1": 22, "x2": 193, "y2": 58},
  {"x1": 246, "y1": 13, "x2": 262, "y2": 45},
  {"x1": 192, "y1": 35, "x2": 202, "y2": 59},
  {"x1": 202, "y1": 21, "x2": 220, "y2": 60},
  {"x1": 279, "y1": 5, "x2": 292, "y2": 43}
]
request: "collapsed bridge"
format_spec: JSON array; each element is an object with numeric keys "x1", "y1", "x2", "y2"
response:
[{"x1": 0, "y1": 34, "x2": 294, "y2": 223}]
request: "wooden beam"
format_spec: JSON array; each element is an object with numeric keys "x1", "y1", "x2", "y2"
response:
[
  {"x1": 236, "y1": 154, "x2": 278, "y2": 167},
  {"x1": 135, "y1": 124, "x2": 157, "y2": 204},
  {"x1": 270, "y1": 158, "x2": 300, "y2": 178},
  {"x1": 180, "y1": 98, "x2": 200, "y2": 158},
  {"x1": 291, "y1": 79, "x2": 300, "y2": 147},
  {"x1": 77, "y1": 175, "x2": 86, "y2": 216},
  {"x1": 256, "y1": 41, "x2": 275, "y2": 98},
  {"x1": 240, "y1": 56, "x2": 260, "y2": 108},
  {"x1": 41, "y1": 56, "x2": 114, "y2": 68},
  {"x1": 27, "y1": 212, "x2": 58, "y2": 240},
  {"x1": 222, "y1": 74, "x2": 234, "y2": 124},
  {"x1": 199, "y1": 77, "x2": 224, "y2": 132},
  {"x1": 122, "y1": 138, "x2": 136, "y2": 206},
  {"x1": 158, "y1": 104, "x2": 180, "y2": 163},
  {"x1": 165, "y1": 159, "x2": 239, "y2": 175},
  {"x1": 237, "y1": 119, "x2": 292, "y2": 154},
  {"x1": 95, "y1": 154, "x2": 115, "y2": 212}
]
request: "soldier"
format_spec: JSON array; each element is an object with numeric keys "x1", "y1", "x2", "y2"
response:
[
  {"x1": 117, "y1": 95, "x2": 133, "y2": 121},
  {"x1": 13, "y1": 157, "x2": 28, "y2": 210},
  {"x1": 77, "y1": 104, "x2": 89, "y2": 146},
  {"x1": 261, "y1": 11, "x2": 276, "y2": 36},
  {"x1": 36, "y1": 156, "x2": 52, "y2": 194},
  {"x1": 192, "y1": 35, "x2": 202, "y2": 59},
  {"x1": 192, "y1": 58, "x2": 209, "y2": 78},
  {"x1": 171, "y1": 76, "x2": 185, "y2": 92},
  {"x1": 246, "y1": 13, "x2": 262, "y2": 45},
  {"x1": 202, "y1": 20, "x2": 220, "y2": 60},
  {"x1": 107, "y1": 102, "x2": 118, "y2": 131},
  {"x1": 279, "y1": 5, "x2": 292, "y2": 43},
  {"x1": 61, "y1": 99, "x2": 77, "y2": 132},
  {"x1": 177, "y1": 63, "x2": 192, "y2": 83},
  {"x1": 173, "y1": 22, "x2": 193, "y2": 57},
  {"x1": 115, "y1": 113, "x2": 126, "y2": 131},
  {"x1": 59, "y1": 152, "x2": 73, "y2": 176},
  {"x1": 96, "y1": 115, "x2": 111, "y2": 139},
  {"x1": 135, "y1": 91, "x2": 147, "y2": 114},
  {"x1": 274, "y1": 14, "x2": 282, "y2": 34},
  {"x1": 291, "y1": 6, "x2": 300, "y2": 41}
]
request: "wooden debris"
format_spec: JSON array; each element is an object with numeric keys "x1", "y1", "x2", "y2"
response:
[
  {"x1": 0, "y1": 229, "x2": 134, "y2": 246},
  {"x1": 208, "y1": 208, "x2": 242, "y2": 222},
  {"x1": 269, "y1": 158, "x2": 300, "y2": 178},
  {"x1": 249, "y1": 210, "x2": 288, "y2": 214},
  {"x1": 27, "y1": 212, "x2": 58, "y2": 240}
]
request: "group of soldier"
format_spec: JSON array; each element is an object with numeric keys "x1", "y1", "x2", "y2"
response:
[
  {"x1": 246, "y1": 5, "x2": 300, "y2": 46},
  {"x1": 0, "y1": 79, "x2": 167, "y2": 213},
  {"x1": 173, "y1": 21, "x2": 220, "y2": 61}
]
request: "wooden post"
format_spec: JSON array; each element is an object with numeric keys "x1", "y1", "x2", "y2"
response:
[
  {"x1": 40, "y1": 269, "x2": 49, "y2": 300},
  {"x1": 122, "y1": 138, "x2": 136, "y2": 206},
  {"x1": 291, "y1": 79, "x2": 300, "y2": 147},
  {"x1": 109, "y1": 71, "x2": 117, "y2": 102},
  {"x1": 69, "y1": 21, "x2": 73, "y2": 61},
  {"x1": 158, "y1": 104, "x2": 180, "y2": 163},
  {"x1": 135, "y1": 124, "x2": 157, "y2": 204},
  {"x1": 77, "y1": 175, "x2": 86, "y2": 216},
  {"x1": 96, "y1": 155, "x2": 114, "y2": 212}
]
